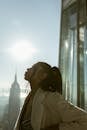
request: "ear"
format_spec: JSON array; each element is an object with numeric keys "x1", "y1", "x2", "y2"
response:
[{"x1": 39, "y1": 72, "x2": 47, "y2": 80}]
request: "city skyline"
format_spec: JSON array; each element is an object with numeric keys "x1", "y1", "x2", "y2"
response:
[{"x1": 0, "y1": 0, "x2": 61, "y2": 90}]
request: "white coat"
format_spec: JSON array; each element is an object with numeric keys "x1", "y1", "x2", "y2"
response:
[{"x1": 31, "y1": 88, "x2": 87, "y2": 130}]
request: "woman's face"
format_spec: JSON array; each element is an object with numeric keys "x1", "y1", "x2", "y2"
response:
[
  {"x1": 24, "y1": 63, "x2": 48, "y2": 88},
  {"x1": 24, "y1": 66, "x2": 35, "y2": 82}
]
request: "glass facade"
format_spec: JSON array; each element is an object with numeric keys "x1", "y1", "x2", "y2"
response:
[{"x1": 59, "y1": 0, "x2": 87, "y2": 110}]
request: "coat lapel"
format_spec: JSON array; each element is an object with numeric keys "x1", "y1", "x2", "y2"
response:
[{"x1": 14, "y1": 93, "x2": 31, "y2": 130}]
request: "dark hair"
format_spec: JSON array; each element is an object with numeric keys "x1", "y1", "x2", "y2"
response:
[
  {"x1": 51, "y1": 67, "x2": 62, "y2": 94},
  {"x1": 31, "y1": 62, "x2": 62, "y2": 94},
  {"x1": 40, "y1": 66, "x2": 62, "y2": 94},
  {"x1": 34, "y1": 62, "x2": 51, "y2": 72},
  {"x1": 30, "y1": 62, "x2": 51, "y2": 80}
]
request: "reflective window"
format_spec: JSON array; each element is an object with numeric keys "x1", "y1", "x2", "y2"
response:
[
  {"x1": 60, "y1": 0, "x2": 87, "y2": 110},
  {"x1": 79, "y1": 0, "x2": 87, "y2": 24},
  {"x1": 79, "y1": 26, "x2": 87, "y2": 110},
  {"x1": 63, "y1": 0, "x2": 76, "y2": 9},
  {"x1": 60, "y1": 4, "x2": 77, "y2": 104}
]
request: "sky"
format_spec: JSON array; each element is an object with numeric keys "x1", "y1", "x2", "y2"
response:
[{"x1": 0, "y1": 0, "x2": 61, "y2": 90}]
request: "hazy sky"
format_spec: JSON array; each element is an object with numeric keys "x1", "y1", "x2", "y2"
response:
[{"x1": 0, "y1": 0, "x2": 61, "y2": 90}]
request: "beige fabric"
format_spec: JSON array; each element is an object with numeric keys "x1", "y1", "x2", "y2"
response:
[
  {"x1": 14, "y1": 93, "x2": 32, "y2": 130},
  {"x1": 31, "y1": 88, "x2": 87, "y2": 130},
  {"x1": 31, "y1": 88, "x2": 46, "y2": 130},
  {"x1": 14, "y1": 88, "x2": 87, "y2": 130}
]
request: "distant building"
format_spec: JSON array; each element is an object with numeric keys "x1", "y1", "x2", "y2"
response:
[
  {"x1": 7, "y1": 74, "x2": 20, "y2": 130},
  {"x1": 59, "y1": 0, "x2": 87, "y2": 110}
]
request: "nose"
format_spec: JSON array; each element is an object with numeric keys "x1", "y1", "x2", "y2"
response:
[
  {"x1": 27, "y1": 68, "x2": 30, "y2": 71},
  {"x1": 27, "y1": 68, "x2": 32, "y2": 72}
]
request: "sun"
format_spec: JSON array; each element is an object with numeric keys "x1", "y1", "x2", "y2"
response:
[{"x1": 8, "y1": 40, "x2": 37, "y2": 62}]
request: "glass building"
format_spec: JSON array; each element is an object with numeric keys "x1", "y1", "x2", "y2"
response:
[{"x1": 59, "y1": 0, "x2": 87, "y2": 110}]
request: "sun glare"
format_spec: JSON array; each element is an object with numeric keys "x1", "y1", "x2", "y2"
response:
[{"x1": 7, "y1": 40, "x2": 37, "y2": 62}]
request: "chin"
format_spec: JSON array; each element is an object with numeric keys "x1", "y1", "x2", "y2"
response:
[
  {"x1": 24, "y1": 76, "x2": 28, "y2": 80},
  {"x1": 24, "y1": 74, "x2": 28, "y2": 80},
  {"x1": 24, "y1": 76, "x2": 30, "y2": 82},
  {"x1": 24, "y1": 72, "x2": 28, "y2": 79}
]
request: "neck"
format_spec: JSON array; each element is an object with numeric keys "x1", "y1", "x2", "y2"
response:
[{"x1": 30, "y1": 85, "x2": 40, "y2": 97}]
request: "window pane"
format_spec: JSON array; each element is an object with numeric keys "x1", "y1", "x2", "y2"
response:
[
  {"x1": 79, "y1": 26, "x2": 87, "y2": 110},
  {"x1": 79, "y1": 0, "x2": 87, "y2": 25},
  {"x1": 63, "y1": 0, "x2": 76, "y2": 10},
  {"x1": 60, "y1": 4, "x2": 77, "y2": 104}
]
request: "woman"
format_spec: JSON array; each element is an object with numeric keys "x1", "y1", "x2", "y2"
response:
[{"x1": 14, "y1": 61, "x2": 87, "y2": 130}]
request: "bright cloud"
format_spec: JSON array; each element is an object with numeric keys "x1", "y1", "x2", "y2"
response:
[{"x1": 7, "y1": 40, "x2": 38, "y2": 62}]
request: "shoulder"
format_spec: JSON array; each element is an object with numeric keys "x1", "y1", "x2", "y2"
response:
[
  {"x1": 40, "y1": 90, "x2": 64, "y2": 112},
  {"x1": 34, "y1": 88, "x2": 64, "y2": 103},
  {"x1": 44, "y1": 90, "x2": 64, "y2": 104},
  {"x1": 32, "y1": 88, "x2": 63, "y2": 104}
]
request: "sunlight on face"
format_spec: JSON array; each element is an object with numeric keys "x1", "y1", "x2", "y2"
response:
[{"x1": 7, "y1": 40, "x2": 37, "y2": 62}]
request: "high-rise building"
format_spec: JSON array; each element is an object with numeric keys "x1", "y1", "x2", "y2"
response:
[
  {"x1": 8, "y1": 74, "x2": 20, "y2": 130},
  {"x1": 59, "y1": 0, "x2": 87, "y2": 110}
]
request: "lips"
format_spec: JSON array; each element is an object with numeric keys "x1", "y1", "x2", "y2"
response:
[
  {"x1": 24, "y1": 67, "x2": 34, "y2": 82},
  {"x1": 24, "y1": 71, "x2": 29, "y2": 80}
]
